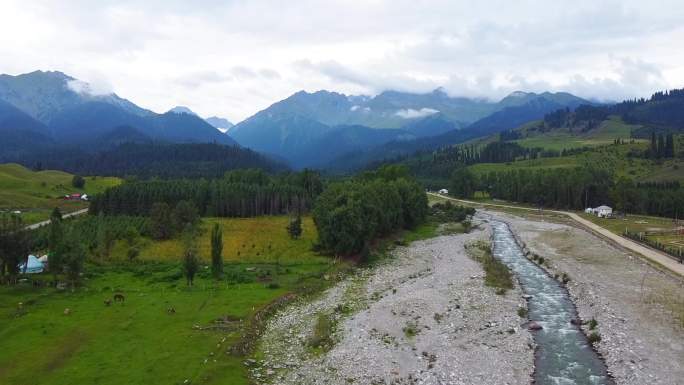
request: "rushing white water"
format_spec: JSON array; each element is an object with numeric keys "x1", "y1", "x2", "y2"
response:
[{"x1": 490, "y1": 221, "x2": 611, "y2": 385}]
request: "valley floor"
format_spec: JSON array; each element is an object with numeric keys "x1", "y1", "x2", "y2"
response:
[
  {"x1": 254, "y1": 227, "x2": 535, "y2": 385},
  {"x1": 489, "y1": 210, "x2": 684, "y2": 385},
  {"x1": 253, "y1": 212, "x2": 684, "y2": 385}
]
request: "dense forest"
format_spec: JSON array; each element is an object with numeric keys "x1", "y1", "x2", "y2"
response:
[
  {"x1": 18, "y1": 142, "x2": 287, "y2": 179},
  {"x1": 90, "y1": 169, "x2": 323, "y2": 217},
  {"x1": 543, "y1": 88, "x2": 684, "y2": 134},
  {"x1": 313, "y1": 165, "x2": 428, "y2": 256},
  {"x1": 450, "y1": 166, "x2": 684, "y2": 218},
  {"x1": 367, "y1": 140, "x2": 591, "y2": 190}
]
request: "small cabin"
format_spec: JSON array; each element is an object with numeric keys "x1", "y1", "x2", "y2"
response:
[
  {"x1": 438, "y1": 188, "x2": 449, "y2": 195},
  {"x1": 65, "y1": 193, "x2": 82, "y2": 200},
  {"x1": 595, "y1": 205, "x2": 613, "y2": 218},
  {"x1": 586, "y1": 205, "x2": 613, "y2": 218}
]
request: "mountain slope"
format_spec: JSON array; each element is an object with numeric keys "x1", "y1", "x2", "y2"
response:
[
  {"x1": 401, "y1": 113, "x2": 463, "y2": 137},
  {"x1": 294, "y1": 125, "x2": 414, "y2": 168},
  {"x1": 0, "y1": 71, "x2": 238, "y2": 149},
  {"x1": 325, "y1": 94, "x2": 593, "y2": 172},
  {"x1": 229, "y1": 114, "x2": 332, "y2": 159},
  {"x1": 0, "y1": 99, "x2": 54, "y2": 159},
  {"x1": 14, "y1": 142, "x2": 287, "y2": 179},
  {"x1": 228, "y1": 88, "x2": 590, "y2": 168},
  {"x1": 0, "y1": 70, "x2": 150, "y2": 123}
]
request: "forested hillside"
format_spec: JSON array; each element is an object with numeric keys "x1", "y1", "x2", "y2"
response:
[{"x1": 11, "y1": 143, "x2": 286, "y2": 179}]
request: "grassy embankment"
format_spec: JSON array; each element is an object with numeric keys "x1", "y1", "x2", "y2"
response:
[{"x1": 0, "y1": 163, "x2": 120, "y2": 224}]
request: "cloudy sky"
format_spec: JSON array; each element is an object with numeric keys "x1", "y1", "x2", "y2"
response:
[{"x1": 1, "y1": 0, "x2": 683, "y2": 122}]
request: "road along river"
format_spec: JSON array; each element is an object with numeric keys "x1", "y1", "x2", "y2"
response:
[{"x1": 491, "y1": 220, "x2": 612, "y2": 385}]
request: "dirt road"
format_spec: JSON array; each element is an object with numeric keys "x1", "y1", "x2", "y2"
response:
[
  {"x1": 25, "y1": 208, "x2": 89, "y2": 230},
  {"x1": 429, "y1": 192, "x2": 684, "y2": 277}
]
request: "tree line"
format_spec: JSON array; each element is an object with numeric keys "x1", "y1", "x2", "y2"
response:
[
  {"x1": 312, "y1": 165, "x2": 428, "y2": 257},
  {"x1": 89, "y1": 169, "x2": 323, "y2": 218},
  {"x1": 450, "y1": 166, "x2": 684, "y2": 218},
  {"x1": 647, "y1": 132, "x2": 676, "y2": 159},
  {"x1": 543, "y1": 87, "x2": 684, "y2": 134}
]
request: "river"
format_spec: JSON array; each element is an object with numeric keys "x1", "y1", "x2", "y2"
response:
[{"x1": 491, "y1": 221, "x2": 612, "y2": 385}]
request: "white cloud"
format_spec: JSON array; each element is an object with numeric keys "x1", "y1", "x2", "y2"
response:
[
  {"x1": 66, "y1": 79, "x2": 113, "y2": 96},
  {"x1": 0, "y1": 0, "x2": 683, "y2": 121},
  {"x1": 395, "y1": 108, "x2": 439, "y2": 119}
]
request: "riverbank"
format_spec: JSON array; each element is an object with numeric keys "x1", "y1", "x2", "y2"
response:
[
  {"x1": 252, "y1": 228, "x2": 535, "y2": 384},
  {"x1": 491, "y1": 210, "x2": 684, "y2": 385}
]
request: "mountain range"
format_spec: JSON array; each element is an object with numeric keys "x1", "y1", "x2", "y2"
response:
[
  {"x1": 227, "y1": 88, "x2": 591, "y2": 168},
  {"x1": 1, "y1": 69, "x2": 597, "y2": 171},
  {"x1": 0, "y1": 71, "x2": 236, "y2": 157}
]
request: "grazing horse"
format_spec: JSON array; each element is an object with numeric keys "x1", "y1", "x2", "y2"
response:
[{"x1": 113, "y1": 293, "x2": 125, "y2": 303}]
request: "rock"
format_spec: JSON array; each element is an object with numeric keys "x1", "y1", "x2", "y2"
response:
[
  {"x1": 522, "y1": 294, "x2": 533, "y2": 299},
  {"x1": 528, "y1": 321, "x2": 543, "y2": 331},
  {"x1": 63, "y1": 308, "x2": 71, "y2": 315}
]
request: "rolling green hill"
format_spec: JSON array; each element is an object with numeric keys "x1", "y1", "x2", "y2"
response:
[
  {"x1": 513, "y1": 116, "x2": 645, "y2": 151},
  {"x1": 0, "y1": 163, "x2": 121, "y2": 223}
]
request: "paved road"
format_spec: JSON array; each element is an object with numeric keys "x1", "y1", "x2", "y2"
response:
[
  {"x1": 25, "y1": 208, "x2": 89, "y2": 230},
  {"x1": 428, "y1": 192, "x2": 684, "y2": 277}
]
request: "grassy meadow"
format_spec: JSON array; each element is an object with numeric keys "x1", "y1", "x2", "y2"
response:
[
  {"x1": 514, "y1": 116, "x2": 644, "y2": 151},
  {"x1": 0, "y1": 215, "x2": 348, "y2": 385},
  {"x1": 127, "y1": 217, "x2": 327, "y2": 265},
  {"x1": 0, "y1": 213, "x2": 443, "y2": 385},
  {"x1": 0, "y1": 163, "x2": 121, "y2": 224}
]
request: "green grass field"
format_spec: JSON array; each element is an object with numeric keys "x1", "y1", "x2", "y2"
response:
[
  {"x1": 0, "y1": 216, "x2": 343, "y2": 385},
  {"x1": 126, "y1": 217, "x2": 327, "y2": 265},
  {"x1": 466, "y1": 140, "x2": 684, "y2": 183},
  {"x1": 0, "y1": 214, "x2": 442, "y2": 385},
  {"x1": 0, "y1": 163, "x2": 121, "y2": 223},
  {"x1": 514, "y1": 116, "x2": 644, "y2": 151}
]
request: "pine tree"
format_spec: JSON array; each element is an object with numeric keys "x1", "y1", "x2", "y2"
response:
[
  {"x1": 666, "y1": 133, "x2": 675, "y2": 158},
  {"x1": 651, "y1": 131, "x2": 658, "y2": 159},
  {"x1": 210, "y1": 223, "x2": 223, "y2": 279},
  {"x1": 657, "y1": 134, "x2": 665, "y2": 158},
  {"x1": 0, "y1": 214, "x2": 30, "y2": 284},
  {"x1": 47, "y1": 216, "x2": 64, "y2": 279},
  {"x1": 50, "y1": 207, "x2": 62, "y2": 223}
]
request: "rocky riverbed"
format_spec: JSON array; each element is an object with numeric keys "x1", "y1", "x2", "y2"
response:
[
  {"x1": 252, "y1": 228, "x2": 535, "y2": 385},
  {"x1": 492, "y1": 211, "x2": 684, "y2": 385}
]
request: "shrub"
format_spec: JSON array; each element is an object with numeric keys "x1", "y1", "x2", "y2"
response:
[
  {"x1": 587, "y1": 332, "x2": 601, "y2": 344},
  {"x1": 588, "y1": 318, "x2": 598, "y2": 330},
  {"x1": 402, "y1": 321, "x2": 419, "y2": 338},
  {"x1": 308, "y1": 313, "x2": 335, "y2": 350},
  {"x1": 517, "y1": 307, "x2": 528, "y2": 318},
  {"x1": 72, "y1": 175, "x2": 85, "y2": 189}
]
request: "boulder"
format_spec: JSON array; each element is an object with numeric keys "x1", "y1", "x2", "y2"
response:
[{"x1": 528, "y1": 321, "x2": 543, "y2": 331}]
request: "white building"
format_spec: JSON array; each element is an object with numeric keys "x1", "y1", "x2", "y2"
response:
[
  {"x1": 595, "y1": 205, "x2": 613, "y2": 218},
  {"x1": 585, "y1": 205, "x2": 613, "y2": 217},
  {"x1": 438, "y1": 189, "x2": 449, "y2": 195}
]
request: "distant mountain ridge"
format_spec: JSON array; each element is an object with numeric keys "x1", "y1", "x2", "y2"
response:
[
  {"x1": 228, "y1": 88, "x2": 590, "y2": 168},
  {"x1": 0, "y1": 71, "x2": 237, "y2": 158},
  {"x1": 205, "y1": 116, "x2": 234, "y2": 132}
]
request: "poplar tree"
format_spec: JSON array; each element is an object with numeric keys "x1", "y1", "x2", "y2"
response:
[{"x1": 210, "y1": 223, "x2": 223, "y2": 279}]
